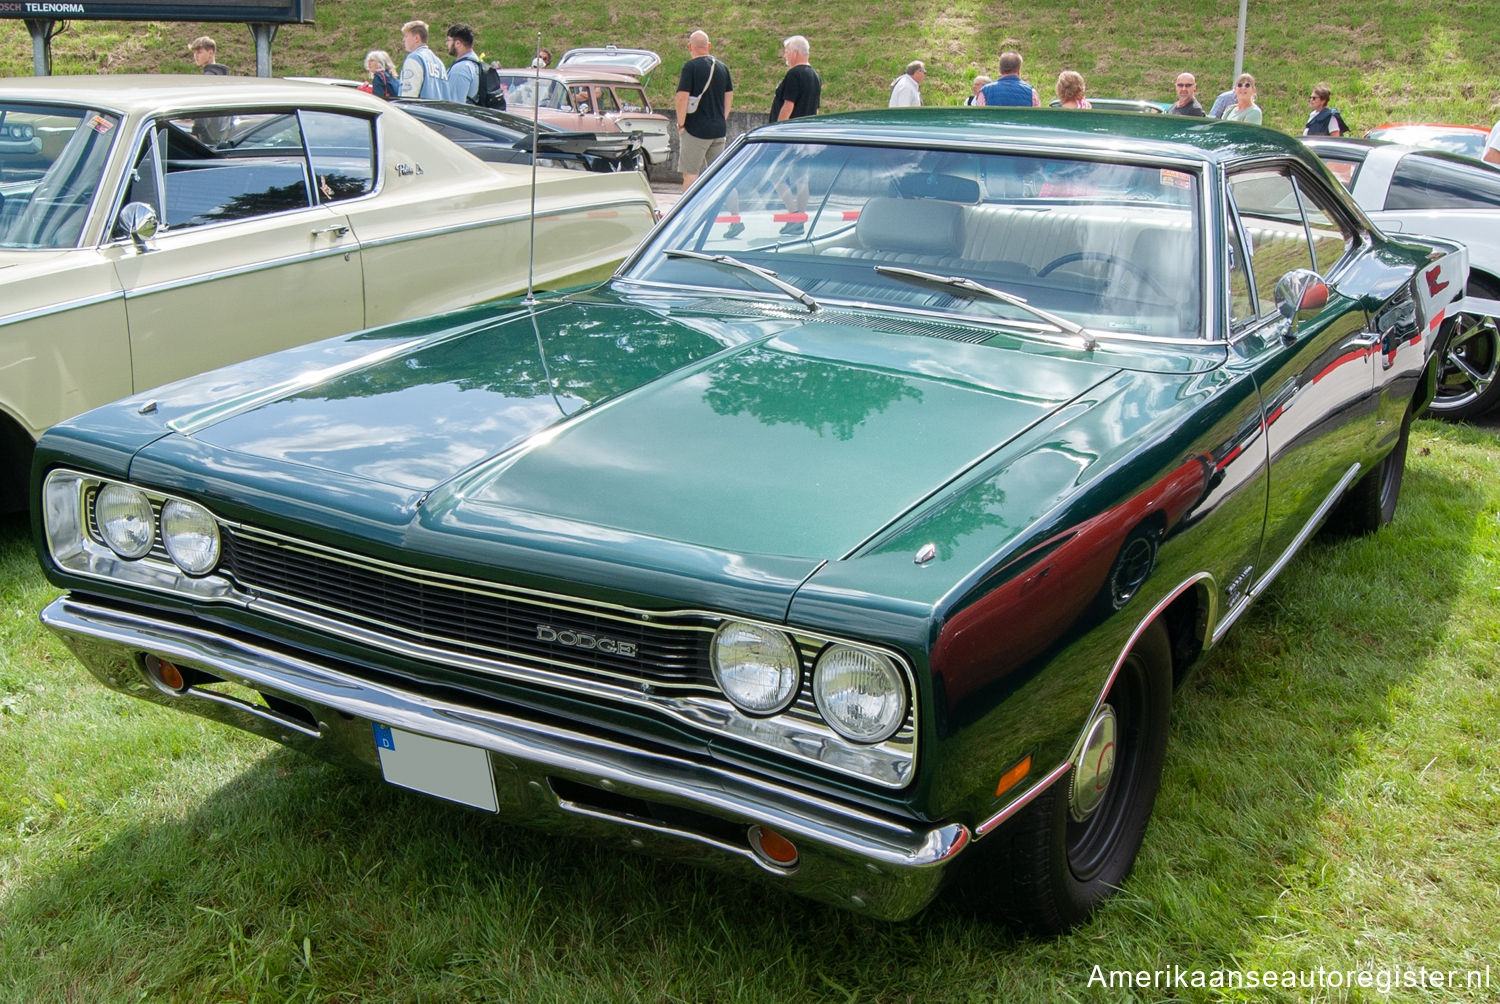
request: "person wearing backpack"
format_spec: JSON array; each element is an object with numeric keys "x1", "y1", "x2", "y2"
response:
[
  {"x1": 1303, "y1": 83, "x2": 1348, "y2": 137},
  {"x1": 445, "y1": 24, "x2": 481, "y2": 104}
]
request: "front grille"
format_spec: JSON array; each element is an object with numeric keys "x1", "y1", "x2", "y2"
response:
[
  {"x1": 221, "y1": 525, "x2": 717, "y2": 692},
  {"x1": 58, "y1": 468, "x2": 919, "y2": 788}
]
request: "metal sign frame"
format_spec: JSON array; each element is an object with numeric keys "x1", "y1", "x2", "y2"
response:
[
  {"x1": 3, "y1": 1, "x2": 313, "y2": 75},
  {"x1": 0, "y1": 2, "x2": 313, "y2": 23}
]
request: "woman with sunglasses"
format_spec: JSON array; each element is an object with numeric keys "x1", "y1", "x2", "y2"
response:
[{"x1": 1222, "y1": 73, "x2": 1262, "y2": 124}]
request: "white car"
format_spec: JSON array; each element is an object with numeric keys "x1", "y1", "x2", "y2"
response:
[{"x1": 1304, "y1": 137, "x2": 1500, "y2": 419}]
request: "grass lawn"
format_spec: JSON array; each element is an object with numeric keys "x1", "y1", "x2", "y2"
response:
[
  {"x1": 2, "y1": 415, "x2": 1498, "y2": 1002},
  {"x1": 2, "y1": 1, "x2": 1498, "y2": 135}
]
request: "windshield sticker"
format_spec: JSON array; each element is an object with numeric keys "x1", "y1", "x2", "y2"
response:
[
  {"x1": 89, "y1": 115, "x2": 114, "y2": 134},
  {"x1": 1160, "y1": 168, "x2": 1192, "y2": 189}
]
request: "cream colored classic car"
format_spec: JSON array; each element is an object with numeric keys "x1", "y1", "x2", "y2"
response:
[{"x1": 0, "y1": 75, "x2": 657, "y2": 511}]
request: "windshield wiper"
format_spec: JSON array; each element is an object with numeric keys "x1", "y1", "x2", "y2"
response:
[
  {"x1": 664, "y1": 248, "x2": 820, "y2": 312},
  {"x1": 875, "y1": 265, "x2": 1097, "y2": 351}
]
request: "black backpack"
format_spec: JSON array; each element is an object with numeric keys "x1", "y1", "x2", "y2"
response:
[{"x1": 472, "y1": 62, "x2": 507, "y2": 110}]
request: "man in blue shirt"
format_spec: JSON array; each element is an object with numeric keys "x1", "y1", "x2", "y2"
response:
[
  {"x1": 979, "y1": 51, "x2": 1040, "y2": 107},
  {"x1": 399, "y1": 20, "x2": 448, "y2": 99},
  {"x1": 1208, "y1": 87, "x2": 1235, "y2": 118},
  {"x1": 445, "y1": 24, "x2": 481, "y2": 104}
]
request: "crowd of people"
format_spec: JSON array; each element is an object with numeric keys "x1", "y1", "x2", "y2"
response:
[
  {"x1": 185, "y1": 26, "x2": 1499, "y2": 171},
  {"x1": 888, "y1": 47, "x2": 1349, "y2": 137}
]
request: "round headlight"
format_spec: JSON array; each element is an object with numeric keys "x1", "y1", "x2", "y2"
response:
[
  {"x1": 94, "y1": 484, "x2": 154, "y2": 559},
  {"x1": 160, "y1": 499, "x2": 221, "y2": 575},
  {"x1": 710, "y1": 621, "x2": 800, "y2": 715},
  {"x1": 813, "y1": 646, "x2": 907, "y2": 744}
]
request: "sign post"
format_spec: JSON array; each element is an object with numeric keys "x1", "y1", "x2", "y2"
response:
[{"x1": 1, "y1": 1, "x2": 314, "y2": 76}]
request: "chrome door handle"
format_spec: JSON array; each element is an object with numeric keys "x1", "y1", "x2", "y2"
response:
[{"x1": 312, "y1": 224, "x2": 351, "y2": 238}]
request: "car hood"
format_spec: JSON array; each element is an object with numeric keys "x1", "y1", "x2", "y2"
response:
[{"x1": 169, "y1": 299, "x2": 1119, "y2": 560}]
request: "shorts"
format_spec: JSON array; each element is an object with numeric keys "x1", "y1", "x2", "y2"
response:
[{"x1": 678, "y1": 131, "x2": 726, "y2": 175}]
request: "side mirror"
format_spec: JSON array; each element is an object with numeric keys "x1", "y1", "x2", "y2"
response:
[
  {"x1": 117, "y1": 202, "x2": 159, "y2": 250},
  {"x1": 1274, "y1": 268, "x2": 1329, "y2": 339}
]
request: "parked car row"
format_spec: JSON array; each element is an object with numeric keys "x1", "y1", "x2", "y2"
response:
[
  {"x1": 0, "y1": 75, "x2": 658, "y2": 512},
  {"x1": 32, "y1": 108, "x2": 1465, "y2": 932},
  {"x1": 391, "y1": 99, "x2": 645, "y2": 173}
]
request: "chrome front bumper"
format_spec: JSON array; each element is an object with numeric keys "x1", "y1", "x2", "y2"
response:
[{"x1": 42, "y1": 594, "x2": 970, "y2": 921}]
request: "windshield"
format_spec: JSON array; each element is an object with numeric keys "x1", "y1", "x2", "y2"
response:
[
  {"x1": 626, "y1": 141, "x2": 1204, "y2": 339},
  {"x1": 0, "y1": 102, "x2": 122, "y2": 249},
  {"x1": 496, "y1": 77, "x2": 573, "y2": 112},
  {"x1": 1368, "y1": 126, "x2": 1487, "y2": 159}
]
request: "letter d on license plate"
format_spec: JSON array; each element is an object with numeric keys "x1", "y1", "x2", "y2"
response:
[{"x1": 373, "y1": 723, "x2": 498, "y2": 812}]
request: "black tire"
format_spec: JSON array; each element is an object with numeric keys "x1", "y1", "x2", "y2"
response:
[
  {"x1": 1430, "y1": 277, "x2": 1500, "y2": 421},
  {"x1": 1328, "y1": 406, "x2": 1410, "y2": 535},
  {"x1": 970, "y1": 621, "x2": 1172, "y2": 934}
]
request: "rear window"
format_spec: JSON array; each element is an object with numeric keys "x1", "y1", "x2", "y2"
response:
[{"x1": 1386, "y1": 155, "x2": 1500, "y2": 211}]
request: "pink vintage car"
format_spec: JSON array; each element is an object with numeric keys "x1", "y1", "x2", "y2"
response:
[{"x1": 495, "y1": 47, "x2": 672, "y2": 169}]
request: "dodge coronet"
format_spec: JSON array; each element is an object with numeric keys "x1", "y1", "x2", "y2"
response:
[{"x1": 33, "y1": 110, "x2": 1465, "y2": 932}]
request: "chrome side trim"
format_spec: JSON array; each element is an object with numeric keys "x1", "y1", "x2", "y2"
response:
[
  {"x1": 42, "y1": 594, "x2": 966, "y2": 920},
  {"x1": 121, "y1": 244, "x2": 358, "y2": 300},
  {"x1": 354, "y1": 196, "x2": 654, "y2": 253},
  {"x1": 1212, "y1": 462, "x2": 1362, "y2": 644},
  {"x1": 974, "y1": 761, "x2": 1071, "y2": 838},
  {"x1": 0, "y1": 290, "x2": 125, "y2": 328}
]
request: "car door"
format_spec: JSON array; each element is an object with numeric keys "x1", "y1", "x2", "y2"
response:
[
  {"x1": 1224, "y1": 164, "x2": 1378, "y2": 575},
  {"x1": 566, "y1": 85, "x2": 612, "y2": 133},
  {"x1": 609, "y1": 84, "x2": 671, "y2": 164},
  {"x1": 108, "y1": 109, "x2": 365, "y2": 394}
]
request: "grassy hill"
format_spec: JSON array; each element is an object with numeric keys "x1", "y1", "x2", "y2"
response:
[{"x1": 3, "y1": 0, "x2": 1499, "y2": 134}]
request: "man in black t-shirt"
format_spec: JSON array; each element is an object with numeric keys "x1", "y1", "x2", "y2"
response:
[
  {"x1": 770, "y1": 35, "x2": 820, "y2": 122},
  {"x1": 675, "y1": 30, "x2": 735, "y2": 190}
]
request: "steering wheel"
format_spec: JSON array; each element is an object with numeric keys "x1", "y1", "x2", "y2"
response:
[{"x1": 1037, "y1": 251, "x2": 1171, "y2": 300}]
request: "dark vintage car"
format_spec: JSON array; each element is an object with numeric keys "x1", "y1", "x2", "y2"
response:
[
  {"x1": 1303, "y1": 136, "x2": 1500, "y2": 419},
  {"x1": 391, "y1": 99, "x2": 646, "y2": 173},
  {"x1": 32, "y1": 110, "x2": 1465, "y2": 932},
  {"x1": 1047, "y1": 97, "x2": 1170, "y2": 114}
]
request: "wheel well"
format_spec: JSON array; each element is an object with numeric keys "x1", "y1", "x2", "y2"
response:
[
  {"x1": 1419, "y1": 269, "x2": 1500, "y2": 416},
  {"x1": 0, "y1": 411, "x2": 36, "y2": 516},
  {"x1": 1468, "y1": 269, "x2": 1500, "y2": 297},
  {"x1": 1158, "y1": 581, "x2": 1210, "y2": 687}
]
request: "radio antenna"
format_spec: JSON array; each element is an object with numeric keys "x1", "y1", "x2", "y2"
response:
[{"x1": 524, "y1": 32, "x2": 541, "y2": 306}]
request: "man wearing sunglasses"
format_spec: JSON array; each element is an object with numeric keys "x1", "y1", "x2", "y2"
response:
[{"x1": 1166, "y1": 72, "x2": 1207, "y2": 116}]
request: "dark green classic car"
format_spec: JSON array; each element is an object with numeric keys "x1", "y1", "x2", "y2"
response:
[{"x1": 32, "y1": 110, "x2": 1466, "y2": 933}]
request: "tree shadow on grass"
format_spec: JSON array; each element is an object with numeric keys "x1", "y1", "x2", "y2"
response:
[{"x1": 0, "y1": 455, "x2": 1486, "y2": 1002}]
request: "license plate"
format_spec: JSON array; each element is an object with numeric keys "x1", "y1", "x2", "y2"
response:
[{"x1": 373, "y1": 723, "x2": 498, "y2": 812}]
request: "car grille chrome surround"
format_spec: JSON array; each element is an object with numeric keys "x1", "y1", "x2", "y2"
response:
[{"x1": 49, "y1": 471, "x2": 917, "y2": 789}]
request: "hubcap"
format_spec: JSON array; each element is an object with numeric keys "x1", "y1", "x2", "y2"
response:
[
  {"x1": 1434, "y1": 312, "x2": 1500, "y2": 413},
  {"x1": 1069, "y1": 704, "x2": 1117, "y2": 822}
]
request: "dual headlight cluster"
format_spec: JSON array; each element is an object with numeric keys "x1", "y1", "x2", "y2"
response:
[
  {"x1": 93, "y1": 483, "x2": 221, "y2": 576},
  {"x1": 710, "y1": 621, "x2": 908, "y2": 745}
]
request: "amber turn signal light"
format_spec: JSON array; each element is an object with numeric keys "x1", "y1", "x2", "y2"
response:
[
  {"x1": 994, "y1": 754, "x2": 1032, "y2": 797},
  {"x1": 144, "y1": 654, "x2": 186, "y2": 692},
  {"x1": 748, "y1": 824, "x2": 799, "y2": 868}
]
